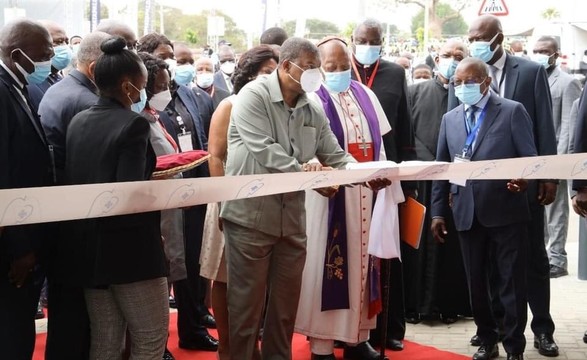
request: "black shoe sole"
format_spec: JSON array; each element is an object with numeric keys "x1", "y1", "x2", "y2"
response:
[{"x1": 533, "y1": 341, "x2": 559, "y2": 357}]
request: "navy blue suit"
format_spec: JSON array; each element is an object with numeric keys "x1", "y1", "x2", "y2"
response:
[
  {"x1": 28, "y1": 72, "x2": 63, "y2": 111},
  {"x1": 213, "y1": 70, "x2": 231, "y2": 93},
  {"x1": 37, "y1": 69, "x2": 98, "y2": 360},
  {"x1": 432, "y1": 93, "x2": 537, "y2": 354},
  {"x1": 0, "y1": 65, "x2": 53, "y2": 359},
  {"x1": 449, "y1": 54, "x2": 558, "y2": 337}
]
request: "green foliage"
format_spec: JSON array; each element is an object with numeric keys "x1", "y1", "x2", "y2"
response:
[
  {"x1": 410, "y1": 2, "x2": 467, "y2": 37},
  {"x1": 541, "y1": 7, "x2": 560, "y2": 20},
  {"x1": 282, "y1": 18, "x2": 341, "y2": 39},
  {"x1": 85, "y1": 1, "x2": 109, "y2": 20},
  {"x1": 137, "y1": 2, "x2": 247, "y2": 52}
]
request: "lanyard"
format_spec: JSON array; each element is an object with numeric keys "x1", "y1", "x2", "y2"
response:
[
  {"x1": 462, "y1": 107, "x2": 487, "y2": 156},
  {"x1": 352, "y1": 59, "x2": 380, "y2": 89}
]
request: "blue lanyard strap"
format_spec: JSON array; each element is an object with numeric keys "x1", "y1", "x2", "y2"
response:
[{"x1": 462, "y1": 107, "x2": 487, "y2": 156}]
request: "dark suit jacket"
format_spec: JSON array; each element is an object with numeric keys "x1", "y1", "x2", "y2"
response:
[
  {"x1": 27, "y1": 72, "x2": 63, "y2": 112},
  {"x1": 431, "y1": 93, "x2": 537, "y2": 231},
  {"x1": 448, "y1": 54, "x2": 556, "y2": 157},
  {"x1": 38, "y1": 70, "x2": 99, "y2": 183},
  {"x1": 573, "y1": 87, "x2": 587, "y2": 189},
  {"x1": 190, "y1": 85, "x2": 215, "y2": 137},
  {"x1": 0, "y1": 66, "x2": 52, "y2": 264},
  {"x1": 213, "y1": 70, "x2": 231, "y2": 93},
  {"x1": 65, "y1": 97, "x2": 167, "y2": 286}
]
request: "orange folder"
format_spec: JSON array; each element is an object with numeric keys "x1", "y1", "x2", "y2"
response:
[{"x1": 399, "y1": 197, "x2": 426, "y2": 249}]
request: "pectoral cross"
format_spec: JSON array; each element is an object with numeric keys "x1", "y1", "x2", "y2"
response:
[{"x1": 358, "y1": 142, "x2": 371, "y2": 157}]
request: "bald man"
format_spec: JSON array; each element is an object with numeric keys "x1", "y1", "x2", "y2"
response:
[
  {"x1": 0, "y1": 19, "x2": 54, "y2": 358},
  {"x1": 404, "y1": 39, "x2": 472, "y2": 324},
  {"x1": 28, "y1": 20, "x2": 72, "y2": 109},
  {"x1": 195, "y1": 56, "x2": 230, "y2": 109},
  {"x1": 464, "y1": 15, "x2": 559, "y2": 357},
  {"x1": 296, "y1": 37, "x2": 392, "y2": 360},
  {"x1": 213, "y1": 45, "x2": 236, "y2": 93},
  {"x1": 432, "y1": 57, "x2": 537, "y2": 360},
  {"x1": 96, "y1": 19, "x2": 138, "y2": 51}
]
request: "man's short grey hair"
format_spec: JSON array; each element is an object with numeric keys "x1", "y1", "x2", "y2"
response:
[
  {"x1": 354, "y1": 18, "x2": 384, "y2": 37},
  {"x1": 279, "y1": 37, "x2": 319, "y2": 65},
  {"x1": 77, "y1": 31, "x2": 112, "y2": 65}
]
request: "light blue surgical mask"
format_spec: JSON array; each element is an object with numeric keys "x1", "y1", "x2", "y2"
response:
[
  {"x1": 12, "y1": 48, "x2": 52, "y2": 85},
  {"x1": 469, "y1": 33, "x2": 500, "y2": 63},
  {"x1": 128, "y1": 83, "x2": 147, "y2": 113},
  {"x1": 174, "y1": 64, "x2": 196, "y2": 86},
  {"x1": 454, "y1": 80, "x2": 486, "y2": 106},
  {"x1": 71, "y1": 44, "x2": 80, "y2": 56},
  {"x1": 531, "y1": 53, "x2": 554, "y2": 69},
  {"x1": 51, "y1": 45, "x2": 73, "y2": 71},
  {"x1": 323, "y1": 69, "x2": 351, "y2": 93},
  {"x1": 354, "y1": 45, "x2": 381, "y2": 65},
  {"x1": 437, "y1": 57, "x2": 458, "y2": 80}
]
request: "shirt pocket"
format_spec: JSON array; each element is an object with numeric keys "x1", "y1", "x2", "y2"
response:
[{"x1": 300, "y1": 126, "x2": 317, "y2": 162}]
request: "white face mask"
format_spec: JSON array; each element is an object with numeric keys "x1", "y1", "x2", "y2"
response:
[
  {"x1": 196, "y1": 72, "x2": 214, "y2": 89},
  {"x1": 413, "y1": 78, "x2": 428, "y2": 84},
  {"x1": 289, "y1": 62, "x2": 323, "y2": 93},
  {"x1": 514, "y1": 51, "x2": 524, "y2": 57},
  {"x1": 149, "y1": 89, "x2": 172, "y2": 111},
  {"x1": 220, "y1": 61, "x2": 236, "y2": 75}
]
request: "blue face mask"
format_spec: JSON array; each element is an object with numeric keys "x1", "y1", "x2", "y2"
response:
[
  {"x1": 469, "y1": 33, "x2": 500, "y2": 63},
  {"x1": 174, "y1": 64, "x2": 195, "y2": 86},
  {"x1": 323, "y1": 69, "x2": 351, "y2": 93},
  {"x1": 454, "y1": 80, "x2": 486, "y2": 106},
  {"x1": 51, "y1": 45, "x2": 73, "y2": 71},
  {"x1": 437, "y1": 57, "x2": 458, "y2": 80},
  {"x1": 128, "y1": 83, "x2": 148, "y2": 113},
  {"x1": 354, "y1": 45, "x2": 381, "y2": 65},
  {"x1": 71, "y1": 44, "x2": 80, "y2": 56},
  {"x1": 531, "y1": 53, "x2": 553, "y2": 69},
  {"x1": 12, "y1": 48, "x2": 52, "y2": 85}
]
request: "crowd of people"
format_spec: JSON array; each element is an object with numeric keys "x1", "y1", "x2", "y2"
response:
[{"x1": 2, "y1": 11, "x2": 587, "y2": 360}]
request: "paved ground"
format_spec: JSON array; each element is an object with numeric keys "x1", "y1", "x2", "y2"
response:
[
  {"x1": 404, "y1": 209, "x2": 587, "y2": 359},
  {"x1": 35, "y1": 209, "x2": 587, "y2": 359}
]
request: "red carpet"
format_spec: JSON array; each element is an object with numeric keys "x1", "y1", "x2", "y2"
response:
[{"x1": 33, "y1": 312, "x2": 469, "y2": 360}]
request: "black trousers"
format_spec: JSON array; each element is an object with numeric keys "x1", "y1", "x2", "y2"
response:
[
  {"x1": 460, "y1": 219, "x2": 528, "y2": 355},
  {"x1": 0, "y1": 260, "x2": 44, "y2": 359},
  {"x1": 174, "y1": 204, "x2": 209, "y2": 342},
  {"x1": 370, "y1": 257, "x2": 406, "y2": 343},
  {"x1": 45, "y1": 281, "x2": 90, "y2": 360}
]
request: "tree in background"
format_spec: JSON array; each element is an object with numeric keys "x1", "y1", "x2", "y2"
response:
[
  {"x1": 410, "y1": 2, "x2": 467, "y2": 39},
  {"x1": 283, "y1": 18, "x2": 340, "y2": 39},
  {"x1": 541, "y1": 7, "x2": 561, "y2": 21}
]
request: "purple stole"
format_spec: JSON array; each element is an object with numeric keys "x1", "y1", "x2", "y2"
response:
[{"x1": 315, "y1": 81, "x2": 382, "y2": 314}]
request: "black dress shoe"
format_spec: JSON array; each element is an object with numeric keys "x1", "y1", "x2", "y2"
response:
[
  {"x1": 168, "y1": 296, "x2": 177, "y2": 309},
  {"x1": 343, "y1": 341, "x2": 387, "y2": 360},
  {"x1": 178, "y1": 334, "x2": 219, "y2": 351},
  {"x1": 472, "y1": 344, "x2": 499, "y2": 360},
  {"x1": 470, "y1": 334, "x2": 482, "y2": 346},
  {"x1": 200, "y1": 314, "x2": 217, "y2": 329},
  {"x1": 386, "y1": 338, "x2": 404, "y2": 351},
  {"x1": 162, "y1": 348, "x2": 175, "y2": 360},
  {"x1": 35, "y1": 303, "x2": 45, "y2": 320},
  {"x1": 583, "y1": 330, "x2": 587, "y2": 344},
  {"x1": 533, "y1": 333, "x2": 559, "y2": 357},
  {"x1": 311, "y1": 353, "x2": 336, "y2": 360},
  {"x1": 440, "y1": 313, "x2": 458, "y2": 324},
  {"x1": 507, "y1": 354, "x2": 523, "y2": 360},
  {"x1": 333, "y1": 340, "x2": 345, "y2": 348}
]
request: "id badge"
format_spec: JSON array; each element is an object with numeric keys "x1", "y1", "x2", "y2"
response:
[
  {"x1": 450, "y1": 154, "x2": 470, "y2": 187},
  {"x1": 178, "y1": 132, "x2": 193, "y2": 152}
]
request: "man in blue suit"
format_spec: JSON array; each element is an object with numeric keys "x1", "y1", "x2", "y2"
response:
[
  {"x1": 461, "y1": 15, "x2": 560, "y2": 357},
  {"x1": 432, "y1": 58, "x2": 537, "y2": 360}
]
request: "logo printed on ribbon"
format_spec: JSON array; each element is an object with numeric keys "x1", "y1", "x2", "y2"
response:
[
  {"x1": 165, "y1": 184, "x2": 197, "y2": 209},
  {"x1": 470, "y1": 162, "x2": 498, "y2": 178},
  {"x1": 522, "y1": 159, "x2": 547, "y2": 178},
  {"x1": 87, "y1": 190, "x2": 120, "y2": 218},
  {"x1": 1, "y1": 196, "x2": 39, "y2": 225},
  {"x1": 415, "y1": 163, "x2": 449, "y2": 180},
  {"x1": 299, "y1": 174, "x2": 332, "y2": 190},
  {"x1": 237, "y1": 179, "x2": 265, "y2": 198},
  {"x1": 571, "y1": 158, "x2": 587, "y2": 176}
]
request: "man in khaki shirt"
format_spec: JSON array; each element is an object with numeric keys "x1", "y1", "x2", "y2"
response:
[{"x1": 220, "y1": 38, "x2": 354, "y2": 360}]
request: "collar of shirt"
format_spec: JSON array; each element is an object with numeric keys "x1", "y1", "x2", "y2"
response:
[
  {"x1": 270, "y1": 70, "x2": 309, "y2": 108},
  {"x1": 464, "y1": 91, "x2": 490, "y2": 112},
  {"x1": 0, "y1": 58, "x2": 25, "y2": 89},
  {"x1": 492, "y1": 51, "x2": 507, "y2": 71}
]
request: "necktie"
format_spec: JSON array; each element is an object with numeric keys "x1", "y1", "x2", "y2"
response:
[
  {"x1": 466, "y1": 105, "x2": 477, "y2": 134},
  {"x1": 488, "y1": 65, "x2": 499, "y2": 94}
]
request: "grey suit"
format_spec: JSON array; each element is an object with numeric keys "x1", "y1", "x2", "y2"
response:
[
  {"x1": 432, "y1": 93, "x2": 537, "y2": 354},
  {"x1": 544, "y1": 67, "x2": 582, "y2": 271}
]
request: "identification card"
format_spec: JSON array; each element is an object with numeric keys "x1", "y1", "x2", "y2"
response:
[
  {"x1": 178, "y1": 132, "x2": 193, "y2": 152},
  {"x1": 450, "y1": 154, "x2": 470, "y2": 187}
]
